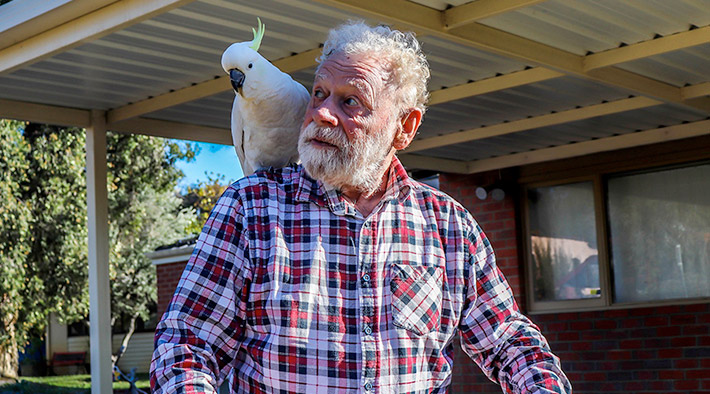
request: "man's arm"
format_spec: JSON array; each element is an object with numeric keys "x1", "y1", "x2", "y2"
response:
[
  {"x1": 151, "y1": 187, "x2": 251, "y2": 394},
  {"x1": 459, "y1": 223, "x2": 571, "y2": 394}
]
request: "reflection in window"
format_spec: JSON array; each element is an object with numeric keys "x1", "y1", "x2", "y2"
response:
[
  {"x1": 608, "y1": 164, "x2": 710, "y2": 303},
  {"x1": 528, "y1": 182, "x2": 601, "y2": 302}
]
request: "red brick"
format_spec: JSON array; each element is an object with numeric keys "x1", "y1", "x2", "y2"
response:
[
  {"x1": 674, "y1": 380, "x2": 698, "y2": 390},
  {"x1": 658, "y1": 348, "x2": 682, "y2": 358},
  {"x1": 607, "y1": 350, "x2": 632, "y2": 360},
  {"x1": 569, "y1": 321, "x2": 593, "y2": 330},
  {"x1": 686, "y1": 369, "x2": 710, "y2": 379},
  {"x1": 657, "y1": 326, "x2": 682, "y2": 336},
  {"x1": 645, "y1": 316, "x2": 669, "y2": 326},
  {"x1": 659, "y1": 370, "x2": 684, "y2": 380},
  {"x1": 594, "y1": 319, "x2": 617, "y2": 329},
  {"x1": 584, "y1": 372, "x2": 606, "y2": 381},
  {"x1": 671, "y1": 337, "x2": 696, "y2": 347},
  {"x1": 619, "y1": 339, "x2": 643, "y2": 349}
]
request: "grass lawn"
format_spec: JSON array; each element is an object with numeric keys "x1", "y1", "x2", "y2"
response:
[{"x1": 0, "y1": 373, "x2": 150, "y2": 394}]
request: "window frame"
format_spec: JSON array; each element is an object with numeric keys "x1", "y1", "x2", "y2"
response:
[
  {"x1": 522, "y1": 175, "x2": 611, "y2": 313},
  {"x1": 521, "y1": 158, "x2": 710, "y2": 313}
]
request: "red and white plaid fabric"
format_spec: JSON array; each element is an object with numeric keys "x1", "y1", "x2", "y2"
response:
[{"x1": 151, "y1": 158, "x2": 570, "y2": 394}]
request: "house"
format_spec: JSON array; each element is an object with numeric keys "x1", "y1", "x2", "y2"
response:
[{"x1": 2, "y1": 0, "x2": 708, "y2": 391}]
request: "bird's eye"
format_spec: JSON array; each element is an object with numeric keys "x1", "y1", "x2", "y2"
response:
[{"x1": 248, "y1": 63, "x2": 253, "y2": 69}]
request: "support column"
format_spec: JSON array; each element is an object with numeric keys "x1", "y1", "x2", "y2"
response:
[{"x1": 86, "y1": 110, "x2": 112, "y2": 394}]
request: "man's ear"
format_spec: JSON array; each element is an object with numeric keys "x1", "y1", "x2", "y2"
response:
[{"x1": 393, "y1": 108, "x2": 422, "y2": 150}]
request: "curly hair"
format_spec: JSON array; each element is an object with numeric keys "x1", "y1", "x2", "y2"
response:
[{"x1": 318, "y1": 21, "x2": 430, "y2": 115}]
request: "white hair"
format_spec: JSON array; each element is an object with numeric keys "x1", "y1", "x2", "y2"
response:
[{"x1": 318, "y1": 21, "x2": 430, "y2": 115}]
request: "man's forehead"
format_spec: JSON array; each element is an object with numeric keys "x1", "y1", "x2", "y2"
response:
[{"x1": 315, "y1": 53, "x2": 389, "y2": 86}]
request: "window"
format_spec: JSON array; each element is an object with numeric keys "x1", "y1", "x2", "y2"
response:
[
  {"x1": 524, "y1": 162, "x2": 710, "y2": 312},
  {"x1": 608, "y1": 164, "x2": 710, "y2": 303}
]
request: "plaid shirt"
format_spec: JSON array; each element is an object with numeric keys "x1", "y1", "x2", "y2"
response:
[{"x1": 151, "y1": 158, "x2": 570, "y2": 394}]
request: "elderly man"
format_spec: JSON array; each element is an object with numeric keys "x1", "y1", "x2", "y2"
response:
[{"x1": 151, "y1": 21, "x2": 571, "y2": 394}]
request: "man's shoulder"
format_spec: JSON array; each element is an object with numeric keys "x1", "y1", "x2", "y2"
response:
[{"x1": 227, "y1": 164, "x2": 305, "y2": 199}]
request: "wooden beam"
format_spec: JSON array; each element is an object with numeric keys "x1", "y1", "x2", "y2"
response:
[
  {"x1": 462, "y1": 119, "x2": 710, "y2": 173},
  {"x1": 400, "y1": 119, "x2": 710, "y2": 173},
  {"x1": 429, "y1": 67, "x2": 564, "y2": 105},
  {"x1": 0, "y1": 0, "x2": 195, "y2": 74},
  {"x1": 107, "y1": 47, "x2": 321, "y2": 123},
  {"x1": 0, "y1": 0, "x2": 117, "y2": 50},
  {"x1": 406, "y1": 96, "x2": 661, "y2": 153},
  {"x1": 0, "y1": 98, "x2": 91, "y2": 127},
  {"x1": 584, "y1": 25, "x2": 710, "y2": 71},
  {"x1": 397, "y1": 154, "x2": 470, "y2": 173},
  {"x1": 108, "y1": 117, "x2": 232, "y2": 145},
  {"x1": 682, "y1": 82, "x2": 710, "y2": 100},
  {"x1": 444, "y1": 0, "x2": 546, "y2": 30}
]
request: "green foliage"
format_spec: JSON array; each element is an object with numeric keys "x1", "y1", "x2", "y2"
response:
[
  {"x1": 0, "y1": 120, "x2": 31, "y2": 348},
  {"x1": 107, "y1": 133, "x2": 196, "y2": 324},
  {"x1": 183, "y1": 173, "x2": 232, "y2": 235},
  {"x1": 0, "y1": 121, "x2": 198, "y2": 358},
  {"x1": 21, "y1": 124, "x2": 89, "y2": 334}
]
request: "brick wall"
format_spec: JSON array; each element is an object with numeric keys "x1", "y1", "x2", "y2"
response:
[
  {"x1": 156, "y1": 261, "x2": 187, "y2": 314},
  {"x1": 439, "y1": 171, "x2": 710, "y2": 394}
]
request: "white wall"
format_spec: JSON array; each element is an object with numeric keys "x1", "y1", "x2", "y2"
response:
[{"x1": 66, "y1": 332, "x2": 154, "y2": 373}]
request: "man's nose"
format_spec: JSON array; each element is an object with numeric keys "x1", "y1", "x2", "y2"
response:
[{"x1": 312, "y1": 98, "x2": 339, "y2": 127}]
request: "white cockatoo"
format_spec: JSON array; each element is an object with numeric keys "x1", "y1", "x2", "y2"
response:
[{"x1": 221, "y1": 18, "x2": 310, "y2": 176}]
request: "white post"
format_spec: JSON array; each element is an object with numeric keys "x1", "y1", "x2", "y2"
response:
[{"x1": 86, "y1": 110, "x2": 112, "y2": 394}]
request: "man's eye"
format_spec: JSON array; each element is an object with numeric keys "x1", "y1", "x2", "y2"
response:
[
  {"x1": 313, "y1": 90, "x2": 325, "y2": 99},
  {"x1": 344, "y1": 97, "x2": 358, "y2": 106}
]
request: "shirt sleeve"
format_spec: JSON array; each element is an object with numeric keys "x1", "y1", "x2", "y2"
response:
[
  {"x1": 150, "y1": 187, "x2": 252, "y2": 394},
  {"x1": 458, "y1": 222, "x2": 572, "y2": 394}
]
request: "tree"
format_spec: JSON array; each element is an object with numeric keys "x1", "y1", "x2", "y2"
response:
[
  {"x1": 182, "y1": 173, "x2": 232, "y2": 235},
  {"x1": 105, "y1": 133, "x2": 195, "y2": 367},
  {"x1": 0, "y1": 121, "x2": 197, "y2": 375},
  {"x1": 0, "y1": 120, "x2": 31, "y2": 378}
]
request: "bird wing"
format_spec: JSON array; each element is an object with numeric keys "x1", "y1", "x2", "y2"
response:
[{"x1": 230, "y1": 98, "x2": 254, "y2": 176}]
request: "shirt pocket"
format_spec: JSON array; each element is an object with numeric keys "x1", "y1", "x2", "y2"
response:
[{"x1": 389, "y1": 264, "x2": 443, "y2": 336}]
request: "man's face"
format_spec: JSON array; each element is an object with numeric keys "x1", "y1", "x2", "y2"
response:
[{"x1": 298, "y1": 52, "x2": 399, "y2": 193}]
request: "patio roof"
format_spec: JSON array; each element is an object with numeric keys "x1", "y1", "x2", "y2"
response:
[
  {"x1": 2, "y1": 0, "x2": 709, "y2": 392},
  {"x1": 2, "y1": 0, "x2": 709, "y2": 174}
]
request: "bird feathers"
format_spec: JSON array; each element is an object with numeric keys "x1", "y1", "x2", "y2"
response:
[{"x1": 221, "y1": 18, "x2": 310, "y2": 176}]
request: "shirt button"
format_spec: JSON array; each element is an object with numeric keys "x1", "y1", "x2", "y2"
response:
[
  {"x1": 364, "y1": 382, "x2": 373, "y2": 391},
  {"x1": 362, "y1": 273, "x2": 371, "y2": 283},
  {"x1": 363, "y1": 325, "x2": 372, "y2": 336}
]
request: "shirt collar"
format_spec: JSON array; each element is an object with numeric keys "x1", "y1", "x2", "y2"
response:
[{"x1": 295, "y1": 156, "x2": 415, "y2": 216}]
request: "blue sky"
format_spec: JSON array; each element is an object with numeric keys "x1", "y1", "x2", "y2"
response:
[{"x1": 174, "y1": 141, "x2": 243, "y2": 190}]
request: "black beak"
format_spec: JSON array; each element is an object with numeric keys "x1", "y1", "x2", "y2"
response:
[{"x1": 229, "y1": 69, "x2": 245, "y2": 92}]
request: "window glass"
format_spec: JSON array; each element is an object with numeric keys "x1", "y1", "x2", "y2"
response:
[
  {"x1": 528, "y1": 182, "x2": 601, "y2": 302},
  {"x1": 607, "y1": 164, "x2": 710, "y2": 303}
]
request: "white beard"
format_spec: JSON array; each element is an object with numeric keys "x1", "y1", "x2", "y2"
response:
[{"x1": 298, "y1": 121, "x2": 396, "y2": 195}]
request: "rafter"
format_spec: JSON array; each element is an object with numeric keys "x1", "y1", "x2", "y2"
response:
[
  {"x1": 397, "y1": 154, "x2": 469, "y2": 174},
  {"x1": 108, "y1": 117, "x2": 231, "y2": 144},
  {"x1": 0, "y1": 98, "x2": 91, "y2": 127},
  {"x1": 443, "y1": 0, "x2": 547, "y2": 30},
  {"x1": 682, "y1": 82, "x2": 710, "y2": 100},
  {"x1": 0, "y1": 98, "x2": 231, "y2": 144},
  {"x1": 584, "y1": 25, "x2": 710, "y2": 71},
  {"x1": 400, "y1": 119, "x2": 710, "y2": 174},
  {"x1": 313, "y1": 0, "x2": 710, "y2": 113},
  {"x1": 429, "y1": 67, "x2": 563, "y2": 105},
  {"x1": 107, "y1": 47, "x2": 321, "y2": 124},
  {"x1": 406, "y1": 96, "x2": 661, "y2": 153},
  {"x1": 0, "y1": 0, "x2": 195, "y2": 74}
]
